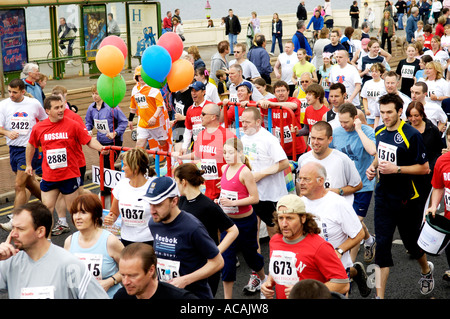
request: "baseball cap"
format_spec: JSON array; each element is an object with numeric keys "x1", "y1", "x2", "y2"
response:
[
  {"x1": 190, "y1": 81, "x2": 206, "y2": 91},
  {"x1": 361, "y1": 38, "x2": 370, "y2": 49},
  {"x1": 142, "y1": 176, "x2": 180, "y2": 205},
  {"x1": 236, "y1": 81, "x2": 253, "y2": 92},
  {"x1": 276, "y1": 194, "x2": 306, "y2": 214}
]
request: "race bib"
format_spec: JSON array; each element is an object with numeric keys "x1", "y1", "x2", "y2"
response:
[
  {"x1": 157, "y1": 258, "x2": 180, "y2": 282},
  {"x1": 119, "y1": 202, "x2": 146, "y2": 227},
  {"x1": 175, "y1": 101, "x2": 185, "y2": 115},
  {"x1": 275, "y1": 125, "x2": 293, "y2": 143},
  {"x1": 378, "y1": 141, "x2": 398, "y2": 165},
  {"x1": 75, "y1": 253, "x2": 103, "y2": 281},
  {"x1": 201, "y1": 158, "x2": 219, "y2": 180},
  {"x1": 94, "y1": 119, "x2": 110, "y2": 134},
  {"x1": 219, "y1": 189, "x2": 239, "y2": 214},
  {"x1": 269, "y1": 250, "x2": 299, "y2": 286},
  {"x1": 46, "y1": 148, "x2": 67, "y2": 169},
  {"x1": 134, "y1": 93, "x2": 148, "y2": 108},
  {"x1": 229, "y1": 93, "x2": 238, "y2": 103},
  {"x1": 401, "y1": 65, "x2": 415, "y2": 79},
  {"x1": 10, "y1": 117, "x2": 30, "y2": 135},
  {"x1": 21, "y1": 286, "x2": 55, "y2": 299}
]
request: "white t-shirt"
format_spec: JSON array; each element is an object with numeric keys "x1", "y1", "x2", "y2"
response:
[
  {"x1": 241, "y1": 127, "x2": 288, "y2": 201},
  {"x1": 229, "y1": 59, "x2": 261, "y2": 80},
  {"x1": 297, "y1": 149, "x2": 362, "y2": 205},
  {"x1": 424, "y1": 102, "x2": 447, "y2": 127},
  {"x1": 423, "y1": 49, "x2": 450, "y2": 70},
  {"x1": 360, "y1": 79, "x2": 387, "y2": 120},
  {"x1": 205, "y1": 82, "x2": 221, "y2": 104},
  {"x1": 417, "y1": 78, "x2": 450, "y2": 108},
  {"x1": 0, "y1": 96, "x2": 47, "y2": 147},
  {"x1": 302, "y1": 191, "x2": 362, "y2": 269},
  {"x1": 112, "y1": 177, "x2": 155, "y2": 243},
  {"x1": 0, "y1": 244, "x2": 109, "y2": 299},
  {"x1": 329, "y1": 64, "x2": 362, "y2": 106},
  {"x1": 277, "y1": 52, "x2": 299, "y2": 85}
]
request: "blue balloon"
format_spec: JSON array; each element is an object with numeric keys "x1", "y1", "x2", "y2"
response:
[{"x1": 141, "y1": 45, "x2": 172, "y2": 83}]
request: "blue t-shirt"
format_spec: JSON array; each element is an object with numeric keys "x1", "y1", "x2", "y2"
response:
[
  {"x1": 330, "y1": 125, "x2": 376, "y2": 193},
  {"x1": 148, "y1": 210, "x2": 220, "y2": 299}
]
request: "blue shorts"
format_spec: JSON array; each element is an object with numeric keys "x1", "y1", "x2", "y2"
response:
[
  {"x1": 9, "y1": 146, "x2": 40, "y2": 173},
  {"x1": 366, "y1": 118, "x2": 375, "y2": 125},
  {"x1": 40, "y1": 177, "x2": 80, "y2": 195},
  {"x1": 352, "y1": 191, "x2": 373, "y2": 218}
]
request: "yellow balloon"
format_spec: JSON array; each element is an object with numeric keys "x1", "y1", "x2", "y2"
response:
[
  {"x1": 167, "y1": 59, "x2": 195, "y2": 92},
  {"x1": 95, "y1": 45, "x2": 124, "y2": 77}
]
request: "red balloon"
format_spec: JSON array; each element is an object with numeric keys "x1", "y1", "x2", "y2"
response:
[
  {"x1": 157, "y1": 32, "x2": 183, "y2": 62},
  {"x1": 99, "y1": 35, "x2": 127, "y2": 59}
]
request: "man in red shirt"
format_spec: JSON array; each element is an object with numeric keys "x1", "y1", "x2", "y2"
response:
[
  {"x1": 258, "y1": 80, "x2": 306, "y2": 159},
  {"x1": 175, "y1": 103, "x2": 236, "y2": 200},
  {"x1": 162, "y1": 11, "x2": 173, "y2": 33},
  {"x1": 26, "y1": 95, "x2": 107, "y2": 236},
  {"x1": 181, "y1": 81, "x2": 213, "y2": 153}
]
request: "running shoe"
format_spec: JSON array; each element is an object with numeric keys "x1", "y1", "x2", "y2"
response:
[
  {"x1": 443, "y1": 270, "x2": 450, "y2": 281},
  {"x1": 52, "y1": 221, "x2": 70, "y2": 236},
  {"x1": 242, "y1": 271, "x2": 261, "y2": 294},
  {"x1": 364, "y1": 236, "x2": 376, "y2": 263},
  {"x1": 0, "y1": 220, "x2": 12, "y2": 232},
  {"x1": 353, "y1": 262, "x2": 372, "y2": 298},
  {"x1": 418, "y1": 261, "x2": 435, "y2": 295}
]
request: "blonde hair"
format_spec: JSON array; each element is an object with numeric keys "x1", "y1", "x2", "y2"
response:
[
  {"x1": 120, "y1": 147, "x2": 156, "y2": 177},
  {"x1": 425, "y1": 61, "x2": 443, "y2": 80}
]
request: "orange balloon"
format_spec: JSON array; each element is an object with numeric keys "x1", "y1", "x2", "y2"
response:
[
  {"x1": 167, "y1": 59, "x2": 195, "y2": 92},
  {"x1": 95, "y1": 45, "x2": 124, "y2": 77}
]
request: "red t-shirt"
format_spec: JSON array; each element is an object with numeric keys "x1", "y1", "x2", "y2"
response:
[
  {"x1": 64, "y1": 108, "x2": 87, "y2": 167},
  {"x1": 431, "y1": 152, "x2": 450, "y2": 219},
  {"x1": 303, "y1": 105, "x2": 329, "y2": 131},
  {"x1": 194, "y1": 125, "x2": 236, "y2": 200},
  {"x1": 264, "y1": 97, "x2": 306, "y2": 158},
  {"x1": 28, "y1": 117, "x2": 92, "y2": 182},
  {"x1": 424, "y1": 33, "x2": 434, "y2": 50},
  {"x1": 269, "y1": 233, "x2": 348, "y2": 299},
  {"x1": 185, "y1": 100, "x2": 212, "y2": 140}
]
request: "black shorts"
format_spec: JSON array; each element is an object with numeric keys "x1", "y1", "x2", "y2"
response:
[{"x1": 252, "y1": 200, "x2": 277, "y2": 227}]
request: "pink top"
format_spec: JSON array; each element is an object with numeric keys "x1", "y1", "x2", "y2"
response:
[{"x1": 219, "y1": 164, "x2": 252, "y2": 216}]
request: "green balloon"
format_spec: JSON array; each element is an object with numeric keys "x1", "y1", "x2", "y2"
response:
[
  {"x1": 141, "y1": 67, "x2": 167, "y2": 88},
  {"x1": 97, "y1": 74, "x2": 126, "y2": 108}
]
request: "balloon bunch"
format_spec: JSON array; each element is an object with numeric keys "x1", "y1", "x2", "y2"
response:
[
  {"x1": 95, "y1": 35, "x2": 127, "y2": 108},
  {"x1": 141, "y1": 32, "x2": 194, "y2": 92}
]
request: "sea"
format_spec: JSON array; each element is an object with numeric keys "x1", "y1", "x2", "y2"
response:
[{"x1": 23, "y1": 0, "x2": 356, "y2": 30}]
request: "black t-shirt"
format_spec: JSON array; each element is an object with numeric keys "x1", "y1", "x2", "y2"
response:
[
  {"x1": 178, "y1": 193, "x2": 235, "y2": 245},
  {"x1": 113, "y1": 281, "x2": 199, "y2": 299},
  {"x1": 396, "y1": 59, "x2": 420, "y2": 97}
]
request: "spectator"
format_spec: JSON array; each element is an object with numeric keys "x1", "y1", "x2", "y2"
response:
[
  {"x1": 350, "y1": 1, "x2": 360, "y2": 29},
  {"x1": 248, "y1": 34, "x2": 273, "y2": 84},
  {"x1": 162, "y1": 11, "x2": 172, "y2": 33},
  {"x1": 395, "y1": 0, "x2": 408, "y2": 30},
  {"x1": 292, "y1": 20, "x2": 312, "y2": 56},
  {"x1": 406, "y1": 7, "x2": 420, "y2": 43},
  {"x1": 297, "y1": 0, "x2": 307, "y2": 21},
  {"x1": 107, "y1": 13, "x2": 120, "y2": 36},
  {"x1": 270, "y1": 13, "x2": 283, "y2": 56},
  {"x1": 210, "y1": 40, "x2": 230, "y2": 86},
  {"x1": 378, "y1": 10, "x2": 396, "y2": 54},
  {"x1": 225, "y1": 9, "x2": 241, "y2": 55},
  {"x1": 187, "y1": 45, "x2": 206, "y2": 70}
]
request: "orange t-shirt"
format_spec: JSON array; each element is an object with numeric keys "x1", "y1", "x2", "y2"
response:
[{"x1": 130, "y1": 84, "x2": 165, "y2": 129}]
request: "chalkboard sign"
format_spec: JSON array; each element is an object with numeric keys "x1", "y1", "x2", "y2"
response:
[{"x1": 0, "y1": 8, "x2": 28, "y2": 73}]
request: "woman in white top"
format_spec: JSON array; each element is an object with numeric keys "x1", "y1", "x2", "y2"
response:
[
  {"x1": 441, "y1": 24, "x2": 450, "y2": 51},
  {"x1": 104, "y1": 147, "x2": 157, "y2": 246},
  {"x1": 418, "y1": 60, "x2": 450, "y2": 108},
  {"x1": 65, "y1": 193, "x2": 124, "y2": 298},
  {"x1": 172, "y1": 17, "x2": 184, "y2": 40},
  {"x1": 424, "y1": 35, "x2": 450, "y2": 70},
  {"x1": 361, "y1": 63, "x2": 387, "y2": 128}
]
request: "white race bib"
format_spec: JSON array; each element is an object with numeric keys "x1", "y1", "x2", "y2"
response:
[
  {"x1": 157, "y1": 258, "x2": 180, "y2": 282},
  {"x1": 10, "y1": 117, "x2": 31, "y2": 135},
  {"x1": 46, "y1": 148, "x2": 67, "y2": 169},
  {"x1": 119, "y1": 202, "x2": 146, "y2": 227},
  {"x1": 275, "y1": 125, "x2": 293, "y2": 143},
  {"x1": 75, "y1": 253, "x2": 103, "y2": 281},
  {"x1": 94, "y1": 119, "x2": 110, "y2": 134},
  {"x1": 200, "y1": 158, "x2": 219, "y2": 180},
  {"x1": 219, "y1": 189, "x2": 239, "y2": 214},
  {"x1": 378, "y1": 141, "x2": 398, "y2": 165},
  {"x1": 269, "y1": 250, "x2": 299, "y2": 286}
]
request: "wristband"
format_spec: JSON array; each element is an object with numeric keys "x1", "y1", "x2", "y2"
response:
[{"x1": 128, "y1": 113, "x2": 135, "y2": 121}]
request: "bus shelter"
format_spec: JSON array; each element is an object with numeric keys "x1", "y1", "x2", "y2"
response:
[{"x1": 0, "y1": 0, "x2": 161, "y2": 86}]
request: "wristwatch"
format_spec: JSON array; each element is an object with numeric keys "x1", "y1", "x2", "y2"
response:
[
  {"x1": 338, "y1": 188, "x2": 344, "y2": 196},
  {"x1": 111, "y1": 276, "x2": 118, "y2": 285},
  {"x1": 335, "y1": 248, "x2": 345, "y2": 255},
  {"x1": 397, "y1": 166, "x2": 401, "y2": 174}
]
